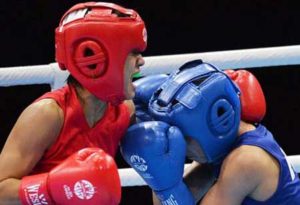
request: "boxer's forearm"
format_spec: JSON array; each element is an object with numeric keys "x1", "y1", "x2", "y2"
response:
[
  {"x1": 0, "y1": 178, "x2": 21, "y2": 205},
  {"x1": 152, "y1": 162, "x2": 216, "y2": 205},
  {"x1": 152, "y1": 191, "x2": 160, "y2": 205},
  {"x1": 184, "y1": 162, "x2": 216, "y2": 203}
]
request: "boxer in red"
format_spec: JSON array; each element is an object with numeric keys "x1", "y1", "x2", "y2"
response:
[{"x1": 0, "y1": 2, "x2": 147, "y2": 204}]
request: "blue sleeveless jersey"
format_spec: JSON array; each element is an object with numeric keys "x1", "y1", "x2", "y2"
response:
[{"x1": 233, "y1": 124, "x2": 300, "y2": 205}]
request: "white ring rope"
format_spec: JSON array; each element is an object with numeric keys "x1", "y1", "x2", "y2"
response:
[
  {"x1": 0, "y1": 63, "x2": 69, "y2": 90},
  {"x1": 1, "y1": 45, "x2": 300, "y2": 187},
  {"x1": 119, "y1": 156, "x2": 300, "y2": 187},
  {"x1": 119, "y1": 164, "x2": 193, "y2": 187},
  {"x1": 1, "y1": 45, "x2": 300, "y2": 90}
]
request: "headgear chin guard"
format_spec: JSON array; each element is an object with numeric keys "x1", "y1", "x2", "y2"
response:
[
  {"x1": 149, "y1": 60, "x2": 241, "y2": 163},
  {"x1": 55, "y1": 2, "x2": 147, "y2": 104}
]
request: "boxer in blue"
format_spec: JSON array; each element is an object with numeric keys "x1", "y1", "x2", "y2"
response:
[{"x1": 121, "y1": 60, "x2": 300, "y2": 205}]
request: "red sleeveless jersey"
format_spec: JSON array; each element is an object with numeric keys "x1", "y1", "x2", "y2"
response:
[{"x1": 31, "y1": 85, "x2": 130, "y2": 174}]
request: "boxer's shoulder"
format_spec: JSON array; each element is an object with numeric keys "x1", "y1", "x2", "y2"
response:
[
  {"x1": 30, "y1": 98, "x2": 64, "y2": 123},
  {"x1": 220, "y1": 145, "x2": 275, "y2": 189},
  {"x1": 14, "y1": 99, "x2": 64, "y2": 149}
]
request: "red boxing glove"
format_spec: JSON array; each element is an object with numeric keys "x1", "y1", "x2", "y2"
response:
[
  {"x1": 19, "y1": 148, "x2": 121, "y2": 205},
  {"x1": 224, "y1": 69, "x2": 266, "y2": 123}
]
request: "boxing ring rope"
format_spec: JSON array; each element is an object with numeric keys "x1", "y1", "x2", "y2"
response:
[
  {"x1": 119, "y1": 156, "x2": 300, "y2": 187},
  {"x1": 1, "y1": 44, "x2": 300, "y2": 187},
  {"x1": 1, "y1": 45, "x2": 300, "y2": 90}
]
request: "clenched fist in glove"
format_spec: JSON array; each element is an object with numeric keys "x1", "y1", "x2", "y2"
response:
[
  {"x1": 134, "y1": 74, "x2": 168, "y2": 122},
  {"x1": 225, "y1": 69, "x2": 266, "y2": 123},
  {"x1": 121, "y1": 121, "x2": 195, "y2": 205},
  {"x1": 19, "y1": 148, "x2": 121, "y2": 205}
]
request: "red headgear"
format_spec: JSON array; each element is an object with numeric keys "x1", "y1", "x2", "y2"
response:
[{"x1": 55, "y1": 2, "x2": 147, "y2": 104}]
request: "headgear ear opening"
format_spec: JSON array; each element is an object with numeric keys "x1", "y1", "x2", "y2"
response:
[
  {"x1": 74, "y1": 40, "x2": 107, "y2": 78},
  {"x1": 209, "y1": 99, "x2": 236, "y2": 135}
]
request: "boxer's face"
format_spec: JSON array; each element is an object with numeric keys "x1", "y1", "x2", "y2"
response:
[
  {"x1": 185, "y1": 136, "x2": 208, "y2": 164},
  {"x1": 124, "y1": 51, "x2": 145, "y2": 99}
]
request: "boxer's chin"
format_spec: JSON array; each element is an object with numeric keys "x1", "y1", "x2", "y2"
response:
[{"x1": 125, "y1": 82, "x2": 136, "y2": 100}]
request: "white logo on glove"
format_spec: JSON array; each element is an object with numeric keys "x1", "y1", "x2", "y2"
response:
[
  {"x1": 26, "y1": 184, "x2": 48, "y2": 205},
  {"x1": 130, "y1": 155, "x2": 148, "y2": 172},
  {"x1": 73, "y1": 180, "x2": 95, "y2": 200},
  {"x1": 161, "y1": 194, "x2": 178, "y2": 205}
]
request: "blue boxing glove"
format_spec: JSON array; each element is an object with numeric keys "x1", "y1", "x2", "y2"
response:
[
  {"x1": 134, "y1": 74, "x2": 168, "y2": 122},
  {"x1": 120, "y1": 121, "x2": 195, "y2": 205}
]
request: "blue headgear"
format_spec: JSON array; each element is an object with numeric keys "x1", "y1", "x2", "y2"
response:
[{"x1": 149, "y1": 60, "x2": 241, "y2": 163}]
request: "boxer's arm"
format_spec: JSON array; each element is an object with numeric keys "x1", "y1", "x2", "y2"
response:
[
  {"x1": 152, "y1": 161, "x2": 216, "y2": 205},
  {"x1": 199, "y1": 147, "x2": 264, "y2": 205},
  {"x1": 183, "y1": 161, "x2": 216, "y2": 203},
  {"x1": 0, "y1": 99, "x2": 63, "y2": 204}
]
